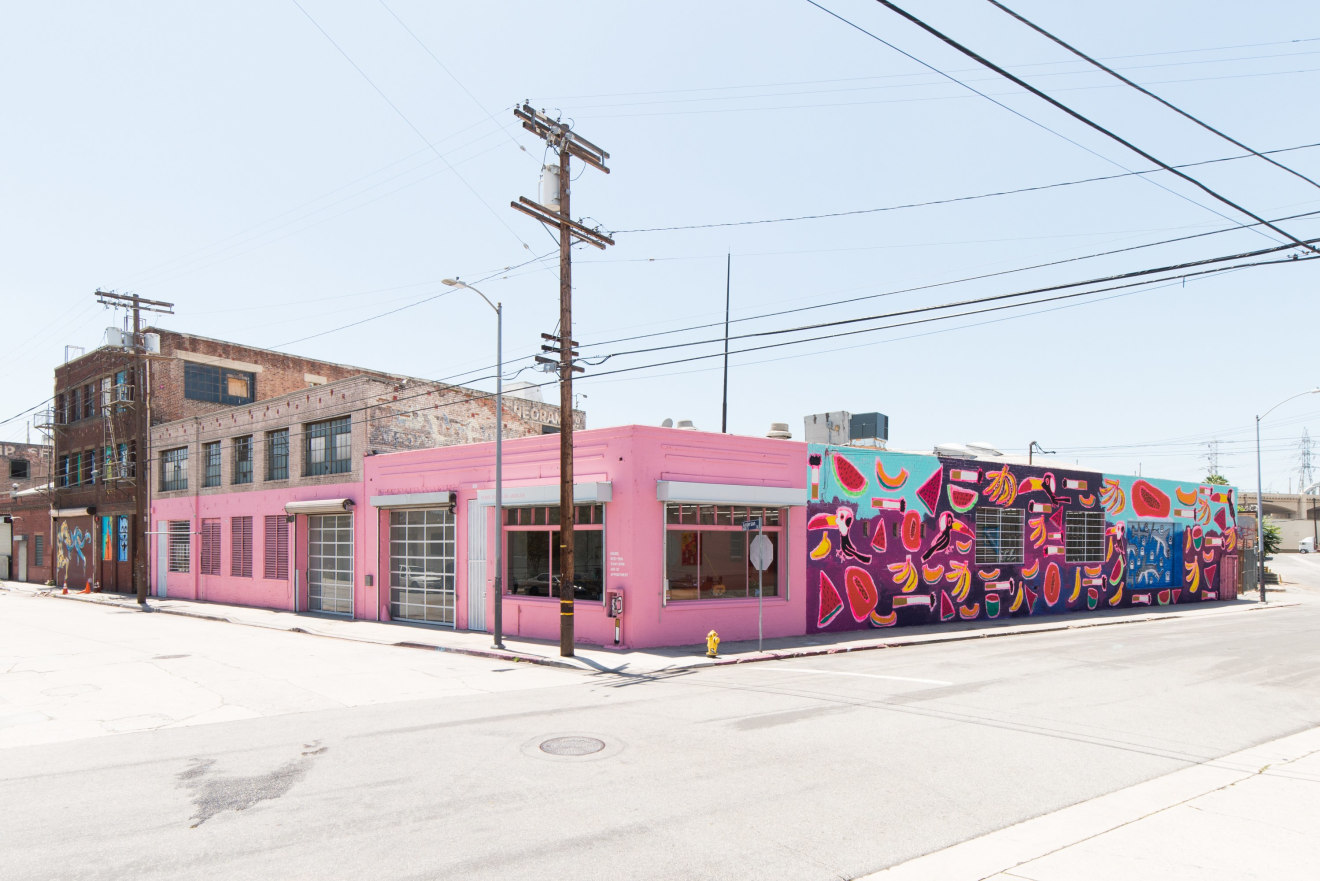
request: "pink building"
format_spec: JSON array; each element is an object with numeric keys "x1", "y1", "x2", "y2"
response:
[{"x1": 365, "y1": 425, "x2": 808, "y2": 649}]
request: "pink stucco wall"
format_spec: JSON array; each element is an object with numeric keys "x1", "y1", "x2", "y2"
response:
[
  {"x1": 366, "y1": 425, "x2": 809, "y2": 649},
  {"x1": 152, "y1": 481, "x2": 363, "y2": 614}
]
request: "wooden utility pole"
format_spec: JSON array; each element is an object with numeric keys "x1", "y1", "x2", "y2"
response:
[
  {"x1": 511, "y1": 103, "x2": 613, "y2": 657},
  {"x1": 95, "y1": 290, "x2": 173, "y2": 606}
]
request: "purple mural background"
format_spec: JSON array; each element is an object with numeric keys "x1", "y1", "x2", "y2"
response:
[{"x1": 806, "y1": 445, "x2": 1239, "y2": 632}]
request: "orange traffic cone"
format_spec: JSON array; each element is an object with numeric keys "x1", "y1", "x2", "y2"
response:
[
  {"x1": 61, "y1": 584, "x2": 68, "y2": 595},
  {"x1": 80, "y1": 580, "x2": 92, "y2": 594}
]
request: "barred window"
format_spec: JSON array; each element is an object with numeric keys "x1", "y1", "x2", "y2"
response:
[
  {"x1": 35, "y1": 534, "x2": 44, "y2": 566},
  {"x1": 231, "y1": 516, "x2": 253, "y2": 577},
  {"x1": 203, "y1": 442, "x2": 221, "y2": 487},
  {"x1": 1065, "y1": 510, "x2": 1107, "y2": 563},
  {"x1": 161, "y1": 447, "x2": 188, "y2": 492},
  {"x1": 267, "y1": 429, "x2": 289, "y2": 480},
  {"x1": 976, "y1": 508, "x2": 1024, "y2": 565},
  {"x1": 305, "y1": 417, "x2": 351, "y2": 476},
  {"x1": 168, "y1": 520, "x2": 191, "y2": 573},
  {"x1": 233, "y1": 435, "x2": 253, "y2": 485},
  {"x1": 200, "y1": 519, "x2": 221, "y2": 575},
  {"x1": 264, "y1": 515, "x2": 289, "y2": 579}
]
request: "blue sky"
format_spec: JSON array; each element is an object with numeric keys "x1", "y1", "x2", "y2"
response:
[{"x1": 3, "y1": 1, "x2": 1318, "y2": 492}]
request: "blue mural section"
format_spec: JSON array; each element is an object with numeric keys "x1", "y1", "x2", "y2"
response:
[{"x1": 806, "y1": 445, "x2": 1239, "y2": 632}]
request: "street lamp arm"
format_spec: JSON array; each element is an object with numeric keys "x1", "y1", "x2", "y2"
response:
[
  {"x1": 1258, "y1": 387, "x2": 1320, "y2": 422},
  {"x1": 441, "y1": 278, "x2": 499, "y2": 315}
]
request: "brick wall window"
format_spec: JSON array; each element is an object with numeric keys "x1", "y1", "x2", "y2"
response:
[
  {"x1": 1065, "y1": 510, "x2": 1106, "y2": 563},
  {"x1": 83, "y1": 383, "x2": 96, "y2": 419},
  {"x1": 35, "y1": 534, "x2": 44, "y2": 566},
  {"x1": 168, "y1": 520, "x2": 191, "y2": 573},
  {"x1": 305, "y1": 417, "x2": 351, "y2": 476},
  {"x1": 114, "y1": 370, "x2": 129, "y2": 402},
  {"x1": 78, "y1": 451, "x2": 92, "y2": 485},
  {"x1": 231, "y1": 516, "x2": 253, "y2": 577},
  {"x1": 161, "y1": 447, "x2": 188, "y2": 492},
  {"x1": 200, "y1": 519, "x2": 221, "y2": 575},
  {"x1": 203, "y1": 442, "x2": 221, "y2": 487},
  {"x1": 264, "y1": 515, "x2": 289, "y2": 579},
  {"x1": 55, "y1": 393, "x2": 66, "y2": 425},
  {"x1": 233, "y1": 436, "x2": 253, "y2": 485},
  {"x1": 57, "y1": 455, "x2": 69, "y2": 487},
  {"x1": 267, "y1": 429, "x2": 289, "y2": 480},
  {"x1": 9, "y1": 460, "x2": 29, "y2": 479},
  {"x1": 184, "y1": 362, "x2": 256, "y2": 405},
  {"x1": 127, "y1": 441, "x2": 136, "y2": 478},
  {"x1": 976, "y1": 508, "x2": 1025, "y2": 565}
]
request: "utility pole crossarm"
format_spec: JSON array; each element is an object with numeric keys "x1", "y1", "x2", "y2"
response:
[{"x1": 511, "y1": 103, "x2": 612, "y2": 657}]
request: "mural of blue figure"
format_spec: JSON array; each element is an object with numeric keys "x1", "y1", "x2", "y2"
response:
[{"x1": 1127, "y1": 523, "x2": 1174, "y2": 587}]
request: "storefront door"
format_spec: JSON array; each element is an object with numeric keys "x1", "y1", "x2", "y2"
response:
[
  {"x1": 308, "y1": 513, "x2": 353, "y2": 615},
  {"x1": 388, "y1": 507, "x2": 455, "y2": 626}
]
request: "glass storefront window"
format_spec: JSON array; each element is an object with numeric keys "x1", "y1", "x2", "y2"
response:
[
  {"x1": 504, "y1": 504, "x2": 604, "y2": 601},
  {"x1": 664, "y1": 504, "x2": 783, "y2": 601}
]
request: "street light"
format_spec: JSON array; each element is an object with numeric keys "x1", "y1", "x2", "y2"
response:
[
  {"x1": 442, "y1": 278, "x2": 505, "y2": 649},
  {"x1": 1255, "y1": 387, "x2": 1320, "y2": 602}
]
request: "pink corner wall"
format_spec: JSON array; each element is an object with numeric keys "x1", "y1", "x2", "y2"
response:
[{"x1": 366, "y1": 425, "x2": 809, "y2": 649}]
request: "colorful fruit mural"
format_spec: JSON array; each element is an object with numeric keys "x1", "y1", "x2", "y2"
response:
[{"x1": 806, "y1": 445, "x2": 1238, "y2": 632}]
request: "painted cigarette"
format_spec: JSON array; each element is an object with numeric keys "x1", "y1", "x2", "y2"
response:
[
  {"x1": 950, "y1": 468, "x2": 981, "y2": 483},
  {"x1": 871, "y1": 497, "x2": 906, "y2": 512},
  {"x1": 808, "y1": 454, "x2": 821, "y2": 500},
  {"x1": 891, "y1": 595, "x2": 931, "y2": 608},
  {"x1": 1203, "y1": 535, "x2": 1223, "y2": 547},
  {"x1": 1063, "y1": 479, "x2": 1087, "y2": 491},
  {"x1": 1172, "y1": 507, "x2": 1196, "y2": 518},
  {"x1": 1044, "y1": 546, "x2": 1065, "y2": 555},
  {"x1": 983, "y1": 581, "x2": 1013, "y2": 591},
  {"x1": 1203, "y1": 591, "x2": 1218, "y2": 600},
  {"x1": 1130, "y1": 594, "x2": 1152, "y2": 605},
  {"x1": 1028, "y1": 502, "x2": 1052, "y2": 514},
  {"x1": 1082, "y1": 577, "x2": 1104, "y2": 587}
]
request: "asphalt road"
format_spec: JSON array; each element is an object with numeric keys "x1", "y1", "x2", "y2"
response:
[{"x1": 3, "y1": 588, "x2": 1319, "y2": 881}]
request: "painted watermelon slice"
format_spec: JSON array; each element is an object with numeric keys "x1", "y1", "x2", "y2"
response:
[
  {"x1": 870, "y1": 517, "x2": 887, "y2": 551},
  {"x1": 817, "y1": 572, "x2": 844, "y2": 628},
  {"x1": 915, "y1": 469, "x2": 942, "y2": 514},
  {"x1": 832, "y1": 453, "x2": 868, "y2": 497},
  {"x1": 985, "y1": 594, "x2": 1001, "y2": 618},
  {"x1": 1023, "y1": 585, "x2": 1038, "y2": 613},
  {"x1": 845, "y1": 567, "x2": 879, "y2": 621},
  {"x1": 1214, "y1": 506, "x2": 1228, "y2": 531},
  {"x1": 947, "y1": 485, "x2": 979, "y2": 513},
  {"x1": 939, "y1": 590, "x2": 955, "y2": 622}
]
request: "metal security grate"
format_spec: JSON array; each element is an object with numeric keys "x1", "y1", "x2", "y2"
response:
[
  {"x1": 1065, "y1": 510, "x2": 1107, "y2": 563},
  {"x1": 231, "y1": 516, "x2": 253, "y2": 577},
  {"x1": 168, "y1": 520, "x2": 191, "y2": 573},
  {"x1": 976, "y1": 508, "x2": 1025, "y2": 565},
  {"x1": 200, "y1": 519, "x2": 221, "y2": 575},
  {"x1": 263, "y1": 515, "x2": 289, "y2": 579}
]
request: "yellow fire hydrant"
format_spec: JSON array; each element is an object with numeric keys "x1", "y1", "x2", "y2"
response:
[{"x1": 706, "y1": 629, "x2": 720, "y2": 658}]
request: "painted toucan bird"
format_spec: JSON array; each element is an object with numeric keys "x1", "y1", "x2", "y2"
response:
[
  {"x1": 921, "y1": 511, "x2": 969, "y2": 562},
  {"x1": 1018, "y1": 471, "x2": 1071, "y2": 507},
  {"x1": 829, "y1": 506, "x2": 872, "y2": 564}
]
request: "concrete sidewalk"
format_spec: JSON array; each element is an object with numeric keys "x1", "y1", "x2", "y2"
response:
[
  {"x1": 1, "y1": 578, "x2": 1296, "y2": 676},
  {"x1": 866, "y1": 723, "x2": 1320, "y2": 880}
]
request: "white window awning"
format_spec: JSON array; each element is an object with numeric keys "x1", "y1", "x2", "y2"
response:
[
  {"x1": 655, "y1": 480, "x2": 807, "y2": 507},
  {"x1": 52, "y1": 507, "x2": 96, "y2": 518},
  {"x1": 284, "y1": 498, "x2": 354, "y2": 515},
  {"x1": 475, "y1": 481, "x2": 612, "y2": 506},
  {"x1": 369, "y1": 491, "x2": 455, "y2": 509}
]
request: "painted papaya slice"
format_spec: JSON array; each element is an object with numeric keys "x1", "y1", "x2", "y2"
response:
[
  {"x1": 1043, "y1": 562, "x2": 1061, "y2": 606},
  {"x1": 845, "y1": 566, "x2": 879, "y2": 622},
  {"x1": 1131, "y1": 479, "x2": 1171, "y2": 518},
  {"x1": 901, "y1": 509, "x2": 923, "y2": 552}
]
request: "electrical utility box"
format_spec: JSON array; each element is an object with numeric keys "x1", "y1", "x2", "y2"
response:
[{"x1": 849, "y1": 412, "x2": 889, "y2": 444}]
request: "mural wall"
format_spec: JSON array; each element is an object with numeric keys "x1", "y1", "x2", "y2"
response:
[
  {"x1": 806, "y1": 445, "x2": 1239, "y2": 632},
  {"x1": 54, "y1": 516, "x2": 94, "y2": 590}
]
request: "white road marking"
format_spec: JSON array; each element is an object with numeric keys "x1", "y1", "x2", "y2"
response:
[{"x1": 777, "y1": 668, "x2": 953, "y2": 686}]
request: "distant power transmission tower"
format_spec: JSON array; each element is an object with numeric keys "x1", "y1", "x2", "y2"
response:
[
  {"x1": 1300, "y1": 429, "x2": 1315, "y2": 491},
  {"x1": 1204, "y1": 440, "x2": 1221, "y2": 477}
]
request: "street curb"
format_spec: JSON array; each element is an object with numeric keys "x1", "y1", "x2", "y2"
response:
[{"x1": 6, "y1": 582, "x2": 1298, "y2": 675}]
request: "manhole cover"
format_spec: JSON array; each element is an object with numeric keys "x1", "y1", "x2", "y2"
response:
[{"x1": 539, "y1": 736, "x2": 605, "y2": 756}]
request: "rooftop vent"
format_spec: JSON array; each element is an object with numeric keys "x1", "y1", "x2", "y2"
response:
[{"x1": 766, "y1": 422, "x2": 792, "y2": 439}]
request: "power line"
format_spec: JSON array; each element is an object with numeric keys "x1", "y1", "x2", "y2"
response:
[
  {"x1": 614, "y1": 141, "x2": 1320, "y2": 233},
  {"x1": 289, "y1": 0, "x2": 534, "y2": 253},
  {"x1": 865, "y1": 0, "x2": 1320, "y2": 255},
  {"x1": 984, "y1": 0, "x2": 1320, "y2": 194},
  {"x1": 802, "y1": 0, "x2": 1284, "y2": 250},
  {"x1": 582, "y1": 207, "x2": 1320, "y2": 351}
]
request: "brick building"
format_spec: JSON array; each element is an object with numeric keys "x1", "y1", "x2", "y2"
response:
[
  {"x1": 0, "y1": 442, "x2": 53, "y2": 582},
  {"x1": 149, "y1": 373, "x2": 582, "y2": 609},
  {"x1": 48, "y1": 328, "x2": 413, "y2": 592}
]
